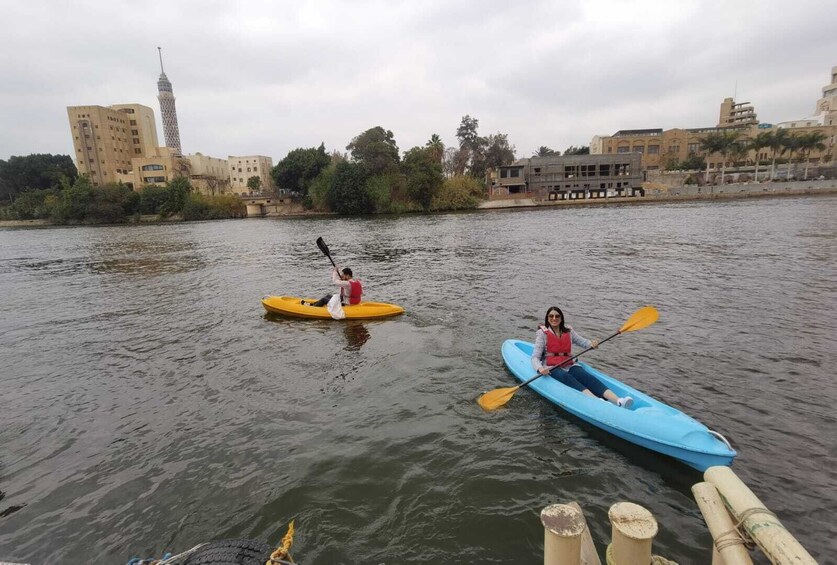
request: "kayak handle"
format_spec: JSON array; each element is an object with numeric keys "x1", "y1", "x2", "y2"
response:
[{"x1": 708, "y1": 430, "x2": 733, "y2": 450}]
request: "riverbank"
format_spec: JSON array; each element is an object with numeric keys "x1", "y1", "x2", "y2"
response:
[
  {"x1": 477, "y1": 178, "x2": 837, "y2": 210},
  {"x1": 2, "y1": 179, "x2": 835, "y2": 227}
]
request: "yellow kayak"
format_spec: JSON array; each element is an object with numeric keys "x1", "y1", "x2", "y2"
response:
[{"x1": 261, "y1": 295, "x2": 405, "y2": 319}]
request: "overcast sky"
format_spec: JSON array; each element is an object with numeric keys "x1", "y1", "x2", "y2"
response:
[{"x1": 1, "y1": 0, "x2": 836, "y2": 163}]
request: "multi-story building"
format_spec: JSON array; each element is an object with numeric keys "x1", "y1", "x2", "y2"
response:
[
  {"x1": 718, "y1": 97, "x2": 758, "y2": 128},
  {"x1": 130, "y1": 147, "x2": 182, "y2": 187},
  {"x1": 490, "y1": 154, "x2": 644, "y2": 200},
  {"x1": 67, "y1": 104, "x2": 159, "y2": 186},
  {"x1": 186, "y1": 153, "x2": 230, "y2": 195},
  {"x1": 592, "y1": 66, "x2": 837, "y2": 172},
  {"x1": 228, "y1": 155, "x2": 274, "y2": 194}
]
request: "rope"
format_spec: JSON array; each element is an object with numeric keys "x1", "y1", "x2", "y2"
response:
[
  {"x1": 713, "y1": 506, "x2": 779, "y2": 552},
  {"x1": 266, "y1": 520, "x2": 296, "y2": 565}
]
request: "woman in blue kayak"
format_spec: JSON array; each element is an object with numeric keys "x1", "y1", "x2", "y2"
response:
[{"x1": 532, "y1": 306, "x2": 633, "y2": 408}]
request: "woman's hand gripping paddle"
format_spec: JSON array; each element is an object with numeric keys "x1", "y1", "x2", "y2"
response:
[{"x1": 477, "y1": 306, "x2": 659, "y2": 411}]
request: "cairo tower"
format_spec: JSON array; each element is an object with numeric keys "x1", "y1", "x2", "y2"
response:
[{"x1": 156, "y1": 47, "x2": 182, "y2": 155}]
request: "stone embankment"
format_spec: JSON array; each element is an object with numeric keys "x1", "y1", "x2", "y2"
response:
[{"x1": 477, "y1": 179, "x2": 837, "y2": 210}]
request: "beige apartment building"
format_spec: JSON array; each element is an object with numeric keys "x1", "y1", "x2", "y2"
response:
[
  {"x1": 592, "y1": 65, "x2": 837, "y2": 172},
  {"x1": 186, "y1": 153, "x2": 230, "y2": 195},
  {"x1": 67, "y1": 104, "x2": 159, "y2": 186},
  {"x1": 228, "y1": 155, "x2": 274, "y2": 194}
]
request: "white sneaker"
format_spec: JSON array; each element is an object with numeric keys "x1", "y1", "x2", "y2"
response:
[{"x1": 617, "y1": 396, "x2": 634, "y2": 409}]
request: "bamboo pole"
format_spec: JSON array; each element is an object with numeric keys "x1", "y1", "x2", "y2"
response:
[
  {"x1": 608, "y1": 502, "x2": 658, "y2": 565},
  {"x1": 692, "y1": 481, "x2": 753, "y2": 565},
  {"x1": 705, "y1": 466, "x2": 817, "y2": 565},
  {"x1": 541, "y1": 503, "x2": 586, "y2": 565},
  {"x1": 567, "y1": 502, "x2": 602, "y2": 565}
]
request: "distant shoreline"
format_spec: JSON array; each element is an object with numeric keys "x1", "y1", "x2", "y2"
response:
[{"x1": 2, "y1": 181, "x2": 835, "y2": 228}]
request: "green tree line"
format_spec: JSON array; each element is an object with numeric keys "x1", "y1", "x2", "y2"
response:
[{"x1": 1, "y1": 171, "x2": 245, "y2": 224}]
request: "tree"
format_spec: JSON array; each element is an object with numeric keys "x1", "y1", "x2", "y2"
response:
[
  {"x1": 346, "y1": 127, "x2": 400, "y2": 176},
  {"x1": 329, "y1": 161, "x2": 372, "y2": 214},
  {"x1": 271, "y1": 144, "x2": 331, "y2": 195},
  {"x1": 455, "y1": 115, "x2": 488, "y2": 178},
  {"x1": 425, "y1": 134, "x2": 445, "y2": 164},
  {"x1": 716, "y1": 131, "x2": 743, "y2": 184},
  {"x1": 563, "y1": 145, "x2": 590, "y2": 155},
  {"x1": 0, "y1": 154, "x2": 78, "y2": 201},
  {"x1": 159, "y1": 176, "x2": 191, "y2": 217},
  {"x1": 402, "y1": 146, "x2": 444, "y2": 210},
  {"x1": 533, "y1": 146, "x2": 559, "y2": 157},
  {"x1": 699, "y1": 133, "x2": 725, "y2": 185},
  {"x1": 247, "y1": 176, "x2": 262, "y2": 192},
  {"x1": 796, "y1": 131, "x2": 827, "y2": 180},
  {"x1": 765, "y1": 128, "x2": 791, "y2": 180},
  {"x1": 749, "y1": 131, "x2": 773, "y2": 182},
  {"x1": 456, "y1": 115, "x2": 481, "y2": 152},
  {"x1": 483, "y1": 133, "x2": 516, "y2": 170}
]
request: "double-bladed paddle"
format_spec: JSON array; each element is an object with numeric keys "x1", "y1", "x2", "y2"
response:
[{"x1": 477, "y1": 306, "x2": 659, "y2": 411}]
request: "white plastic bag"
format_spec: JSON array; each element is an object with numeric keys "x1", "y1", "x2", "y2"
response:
[{"x1": 326, "y1": 293, "x2": 345, "y2": 320}]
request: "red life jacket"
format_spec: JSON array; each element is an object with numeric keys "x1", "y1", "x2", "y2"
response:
[
  {"x1": 341, "y1": 279, "x2": 363, "y2": 305},
  {"x1": 540, "y1": 325, "x2": 574, "y2": 367}
]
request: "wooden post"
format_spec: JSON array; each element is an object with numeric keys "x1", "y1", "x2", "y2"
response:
[
  {"x1": 541, "y1": 503, "x2": 585, "y2": 565},
  {"x1": 608, "y1": 502, "x2": 658, "y2": 565},
  {"x1": 705, "y1": 466, "x2": 817, "y2": 565},
  {"x1": 692, "y1": 482, "x2": 753, "y2": 565},
  {"x1": 567, "y1": 502, "x2": 602, "y2": 565}
]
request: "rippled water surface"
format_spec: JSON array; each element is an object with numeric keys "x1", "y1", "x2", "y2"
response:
[{"x1": 1, "y1": 197, "x2": 835, "y2": 563}]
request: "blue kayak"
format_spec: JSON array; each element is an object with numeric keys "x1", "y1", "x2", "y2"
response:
[{"x1": 502, "y1": 339, "x2": 736, "y2": 471}]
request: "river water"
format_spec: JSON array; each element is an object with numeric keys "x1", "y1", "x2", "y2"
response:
[{"x1": 0, "y1": 196, "x2": 835, "y2": 563}]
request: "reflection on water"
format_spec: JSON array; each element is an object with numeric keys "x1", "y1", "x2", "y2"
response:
[{"x1": 343, "y1": 321, "x2": 371, "y2": 351}]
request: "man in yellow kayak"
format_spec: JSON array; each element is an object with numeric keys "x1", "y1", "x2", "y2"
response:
[{"x1": 302, "y1": 267, "x2": 363, "y2": 307}]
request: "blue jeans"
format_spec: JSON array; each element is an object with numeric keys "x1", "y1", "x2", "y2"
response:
[{"x1": 549, "y1": 364, "x2": 608, "y2": 397}]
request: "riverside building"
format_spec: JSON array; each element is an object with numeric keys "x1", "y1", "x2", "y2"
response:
[
  {"x1": 228, "y1": 155, "x2": 274, "y2": 194},
  {"x1": 592, "y1": 64, "x2": 836, "y2": 172},
  {"x1": 66, "y1": 103, "x2": 159, "y2": 186},
  {"x1": 489, "y1": 154, "x2": 643, "y2": 200}
]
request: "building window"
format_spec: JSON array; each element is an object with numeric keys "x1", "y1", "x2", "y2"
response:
[
  {"x1": 131, "y1": 129, "x2": 138, "y2": 135},
  {"x1": 133, "y1": 138, "x2": 140, "y2": 144},
  {"x1": 510, "y1": 169, "x2": 520, "y2": 178},
  {"x1": 688, "y1": 143, "x2": 700, "y2": 154},
  {"x1": 135, "y1": 149, "x2": 141, "y2": 154},
  {"x1": 632, "y1": 145, "x2": 644, "y2": 154},
  {"x1": 141, "y1": 164, "x2": 165, "y2": 171},
  {"x1": 617, "y1": 146, "x2": 630, "y2": 153},
  {"x1": 144, "y1": 176, "x2": 166, "y2": 183},
  {"x1": 647, "y1": 145, "x2": 659, "y2": 154},
  {"x1": 130, "y1": 120, "x2": 137, "y2": 125},
  {"x1": 599, "y1": 164, "x2": 610, "y2": 176}
]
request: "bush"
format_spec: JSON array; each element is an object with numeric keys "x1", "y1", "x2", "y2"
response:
[
  {"x1": 430, "y1": 175, "x2": 483, "y2": 210},
  {"x1": 0, "y1": 188, "x2": 59, "y2": 220},
  {"x1": 181, "y1": 193, "x2": 246, "y2": 220},
  {"x1": 139, "y1": 185, "x2": 167, "y2": 214}
]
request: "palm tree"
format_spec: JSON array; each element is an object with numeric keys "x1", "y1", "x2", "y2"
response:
[
  {"x1": 784, "y1": 133, "x2": 802, "y2": 180},
  {"x1": 425, "y1": 134, "x2": 444, "y2": 164},
  {"x1": 749, "y1": 131, "x2": 773, "y2": 182},
  {"x1": 766, "y1": 128, "x2": 791, "y2": 180},
  {"x1": 533, "y1": 146, "x2": 558, "y2": 157},
  {"x1": 699, "y1": 132, "x2": 725, "y2": 187},
  {"x1": 796, "y1": 131, "x2": 827, "y2": 179},
  {"x1": 717, "y1": 130, "x2": 744, "y2": 184}
]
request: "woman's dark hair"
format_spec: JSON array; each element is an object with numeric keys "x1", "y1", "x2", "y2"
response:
[
  {"x1": 544, "y1": 306, "x2": 568, "y2": 333},
  {"x1": 341, "y1": 267, "x2": 353, "y2": 277}
]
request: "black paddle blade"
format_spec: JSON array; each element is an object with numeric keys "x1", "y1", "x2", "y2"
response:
[{"x1": 316, "y1": 237, "x2": 331, "y2": 257}]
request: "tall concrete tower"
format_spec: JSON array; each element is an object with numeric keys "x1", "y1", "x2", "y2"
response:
[{"x1": 156, "y1": 47, "x2": 182, "y2": 155}]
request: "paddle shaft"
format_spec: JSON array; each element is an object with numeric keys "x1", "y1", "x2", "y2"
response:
[{"x1": 514, "y1": 328, "x2": 623, "y2": 390}]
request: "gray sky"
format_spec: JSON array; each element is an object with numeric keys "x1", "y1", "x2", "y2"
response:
[{"x1": 1, "y1": 0, "x2": 836, "y2": 163}]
